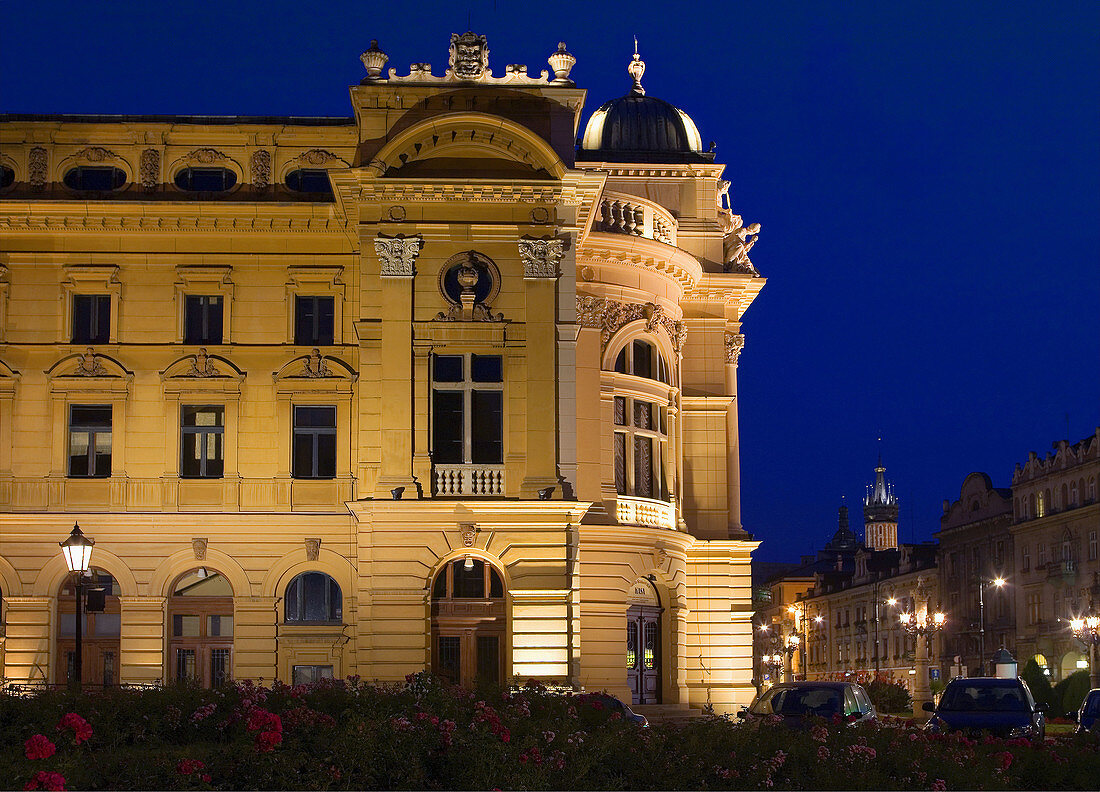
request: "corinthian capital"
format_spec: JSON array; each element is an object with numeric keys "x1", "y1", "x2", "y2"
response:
[
  {"x1": 518, "y1": 236, "x2": 565, "y2": 279},
  {"x1": 724, "y1": 331, "x2": 745, "y2": 365},
  {"x1": 374, "y1": 234, "x2": 424, "y2": 277}
]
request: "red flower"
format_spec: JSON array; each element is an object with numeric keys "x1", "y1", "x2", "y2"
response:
[
  {"x1": 24, "y1": 735, "x2": 56, "y2": 761},
  {"x1": 246, "y1": 709, "x2": 282, "y2": 734},
  {"x1": 255, "y1": 729, "x2": 282, "y2": 753},
  {"x1": 23, "y1": 771, "x2": 66, "y2": 791},
  {"x1": 177, "y1": 759, "x2": 206, "y2": 776},
  {"x1": 201, "y1": 775, "x2": 212, "y2": 783},
  {"x1": 55, "y1": 713, "x2": 92, "y2": 745}
]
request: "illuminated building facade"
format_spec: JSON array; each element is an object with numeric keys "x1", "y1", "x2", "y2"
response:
[{"x1": 0, "y1": 34, "x2": 764, "y2": 711}]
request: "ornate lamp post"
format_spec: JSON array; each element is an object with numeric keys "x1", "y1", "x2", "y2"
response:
[
  {"x1": 1070, "y1": 572, "x2": 1100, "y2": 688},
  {"x1": 900, "y1": 577, "x2": 945, "y2": 720},
  {"x1": 59, "y1": 523, "x2": 94, "y2": 692},
  {"x1": 787, "y1": 604, "x2": 808, "y2": 680},
  {"x1": 978, "y1": 576, "x2": 1006, "y2": 675},
  {"x1": 783, "y1": 633, "x2": 801, "y2": 682},
  {"x1": 763, "y1": 652, "x2": 784, "y2": 685}
]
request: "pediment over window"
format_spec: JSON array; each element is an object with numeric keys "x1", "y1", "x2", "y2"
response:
[
  {"x1": 161, "y1": 351, "x2": 244, "y2": 396},
  {"x1": 274, "y1": 351, "x2": 357, "y2": 395},
  {"x1": 47, "y1": 350, "x2": 131, "y2": 396},
  {"x1": 0, "y1": 358, "x2": 19, "y2": 398}
]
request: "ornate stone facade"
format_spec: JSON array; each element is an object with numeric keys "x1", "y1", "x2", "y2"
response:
[
  {"x1": 373, "y1": 234, "x2": 423, "y2": 277},
  {"x1": 518, "y1": 236, "x2": 564, "y2": 279}
]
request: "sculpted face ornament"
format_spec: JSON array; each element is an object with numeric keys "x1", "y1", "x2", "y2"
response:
[{"x1": 449, "y1": 31, "x2": 489, "y2": 80}]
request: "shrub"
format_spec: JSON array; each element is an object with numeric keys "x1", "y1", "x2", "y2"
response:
[
  {"x1": 866, "y1": 678, "x2": 912, "y2": 713},
  {"x1": 1053, "y1": 670, "x2": 1091, "y2": 719},
  {"x1": 1020, "y1": 658, "x2": 1056, "y2": 711}
]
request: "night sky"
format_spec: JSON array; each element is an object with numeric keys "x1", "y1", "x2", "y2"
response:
[{"x1": 3, "y1": 1, "x2": 1097, "y2": 561}]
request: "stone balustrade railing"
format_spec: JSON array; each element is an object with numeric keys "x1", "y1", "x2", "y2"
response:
[
  {"x1": 616, "y1": 495, "x2": 677, "y2": 530},
  {"x1": 595, "y1": 192, "x2": 677, "y2": 246},
  {"x1": 433, "y1": 465, "x2": 506, "y2": 496}
]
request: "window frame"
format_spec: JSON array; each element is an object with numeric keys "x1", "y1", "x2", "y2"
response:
[
  {"x1": 180, "y1": 405, "x2": 225, "y2": 479},
  {"x1": 183, "y1": 295, "x2": 224, "y2": 345},
  {"x1": 430, "y1": 353, "x2": 504, "y2": 466},
  {"x1": 294, "y1": 295, "x2": 336, "y2": 346},
  {"x1": 67, "y1": 404, "x2": 112, "y2": 478},
  {"x1": 284, "y1": 571, "x2": 343, "y2": 624},
  {"x1": 613, "y1": 394, "x2": 669, "y2": 501},
  {"x1": 70, "y1": 294, "x2": 111, "y2": 345},
  {"x1": 292, "y1": 405, "x2": 337, "y2": 480}
]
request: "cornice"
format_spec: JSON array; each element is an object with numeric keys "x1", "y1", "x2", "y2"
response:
[
  {"x1": 0, "y1": 204, "x2": 348, "y2": 233},
  {"x1": 344, "y1": 180, "x2": 587, "y2": 205},
  {"x1": 578, "y1": 233, "x2": 702, "y2": 291}
]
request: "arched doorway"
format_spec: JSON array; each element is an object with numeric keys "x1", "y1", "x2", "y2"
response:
[
  {"x1": 431, "y1": 557, "x2": 505, "y2": 687},
  {"x1": 168, "y1": 568, "x2": 233, "y2": 687},
  {"x1": 1061, "y1": 650, "x2": 1088, "y2": 679},
  {"x1": 626, "y1": 577, "x2": 662, "y2": 705},
  {"x1": 57, "y1": 568, "x2": 120, "y2": 686}
]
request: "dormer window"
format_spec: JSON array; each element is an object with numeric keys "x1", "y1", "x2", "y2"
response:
[
  {"x1": 614, "y1": 339, "x2": 670, "y2": 384},
  {"x1": 63, "y1": 166, "x2": 126, "y2": 192},
  {"x1": 174, "y1": 167, "x2": 237, "y2": 192},
  {"x1": 285, "y1": 169, "x2": 332, "y2": 194}
]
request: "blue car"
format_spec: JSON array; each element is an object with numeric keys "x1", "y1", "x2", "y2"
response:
[
  {"x1": 924, "y1": 677, "x2": 1046, "y2": 741},
  {"x1": 1075, "y1": 688, "x2": 1099, "y2": 734},
  {"x1": 739, "y1": 681, "x2": 877, "y2": 726}
]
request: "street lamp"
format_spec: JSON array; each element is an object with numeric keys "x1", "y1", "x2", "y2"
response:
[
  {"x1": 59, "y1": 523, "x2": 94, "y2": 691},
  {"x1": 978, "y1": 576, "x2": 1006, "y2": 675},
  {"x1": 1070, "y1": 572, "x2": 1100, "y2": 688},
  {"x1": 787, "y1": 604, "x2": 809, "y2": 680},
  {"x1": 899, "y1": 608, "x2": 947, "y2": 637}
]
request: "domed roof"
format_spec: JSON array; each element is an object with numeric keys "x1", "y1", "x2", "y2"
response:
[{"x1": 579, "y1": 50, "x2": 709, "y2": 163}]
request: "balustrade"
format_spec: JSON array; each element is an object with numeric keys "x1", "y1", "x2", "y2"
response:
[
  {"x1": 595, "y1": 193, "x2": 677, "y2": 245},
  {"x1": 433, "y1": 465, "x2": 505, "y2": 497}
]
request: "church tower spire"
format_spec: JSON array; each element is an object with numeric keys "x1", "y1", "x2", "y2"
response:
[{"x1": 863, "y1": 446, "x2": 899, "y2": 550}]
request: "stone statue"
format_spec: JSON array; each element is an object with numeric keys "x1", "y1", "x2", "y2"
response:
[{"x1": 449, "y1": 32, "x2": 489, "y2": 80}]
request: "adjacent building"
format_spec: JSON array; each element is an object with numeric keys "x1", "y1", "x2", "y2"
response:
[{"x1": 0, "y1": 34, "x2": 767, "y2": 711}]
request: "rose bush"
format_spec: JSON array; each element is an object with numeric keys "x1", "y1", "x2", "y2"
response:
[{"x1": 1, "y1": 676, "x2": 1098, "y2": 789}]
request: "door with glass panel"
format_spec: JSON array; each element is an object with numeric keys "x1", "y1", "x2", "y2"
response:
[
  {"x1": 168, "y1": 569, "x2": 234, "y2": 687},
  {"x1": 431, "y1": 558, "x2": 506, "y2": 687},
  {"x1": 56, "y1": 569, "x2": 120, "y2": 686},
  {"x1": 626, "y1": 604, "x2": 662, "y2": 705}
]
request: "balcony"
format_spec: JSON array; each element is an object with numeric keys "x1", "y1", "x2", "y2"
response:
[
  {"x1": 616, "y1": 495, "x2": 677, "y2": 530},
  {"x1": 433, "y1": 465, "x2": 505, "y2": 497},
  {"x1": 1046, "y1": 559, "x2": 1077, "y2": 586},
  {"x1": 594, "y1": 192, "x2": 677, "y2": 246}
]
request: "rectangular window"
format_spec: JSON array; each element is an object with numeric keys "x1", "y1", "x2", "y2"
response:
[
  {"x1": 180, "y1": 405, "x2": 224, "y2": 478},
  {"x1": 208, "y1": 615, "x2": 233, "y2": 637},
  {"x1": 1037, "y1": 543, "x2": 1047, "y2": 567},
  {"x1": 1021, "y1": 544, "x2": 1030, "y2": 571},
  {"x1": 634, "y1": 436, "x2": 653, "y2": 498},
  {"x1": 614, "y1": 432, "x2": 627, "y2": 495},
  {"x1": 1026, "y1": 592, "x2": 1041, "y2": 625},
  {"x1": 431, "y1": 354, "x2": 504, "y2": 466},
  {"x1": 211, "y1": 649, "x2": 231, "y2": 687},
  {"x1": 291, "y1": 664, "x2": 333, "y2": 686},
  {"x1": 68, "y1": 405, "x2": 112, "y2": 477},
  {"x1": 176, "y1": 648, "x2": 197, "y2": 682},
  {"x1": 72, "y1": 295, "x2": 110, "y2": 344},
  {"x1": 1089, "y1": 531, "x2": 1098, "y2": 562},
  {"x1": 294, "y1": 296, "x2": 335, "y2": 346},
  {"x1": 184, "y1": 295, "x2": 223, "y2": 345},
  {"x1": 292, "y1": 406, "x2": 336, "y2": 479},
  {"x1": 172, "y1": 614, "x2": 201, "y2": 637}
]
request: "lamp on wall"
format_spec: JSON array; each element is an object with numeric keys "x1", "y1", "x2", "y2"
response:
[
  {"x1": 463, "y1": 555, "x2": 475, "y2": 572},
  {"x1": 390, "y1": 487, "x2": 405, "y2": 500},
  {"x1": 537, "y1": 486, "x2": 555, "y2": 500}
]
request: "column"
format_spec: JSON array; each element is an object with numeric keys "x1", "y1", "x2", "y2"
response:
[
  {"x1": 372, "y1": 235, "x2": 423, "y2": 498},
  {"x1": 519, "y1": 237, "x2": 563, "y2": 498},
  {"x1": 723, "y1": 330, "x2": 745, "y2": 536}
]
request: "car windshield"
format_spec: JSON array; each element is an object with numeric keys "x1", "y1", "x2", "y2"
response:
[
  {"x1": 939, "y1": 684, "x2": 1029, "y2": 712},
  {"x1": 751, "y1": 687, "x2": 841, "y2": 717}
]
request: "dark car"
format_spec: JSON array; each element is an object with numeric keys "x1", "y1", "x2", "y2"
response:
[
  {"x1": 581, "y1": 693, "x2": 649, "y2": 726},
  {"x1": 924, "y1": 677, "x2": 1046, "y2": 740},
  {"x1": 738, "y1": 681, "x2": 877, "y2": 726},
  {"x1": 1075, "y1": 688, "x2": 1100, "y2": 734}
]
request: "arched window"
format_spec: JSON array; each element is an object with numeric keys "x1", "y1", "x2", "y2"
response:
[
  {"x1": 430, "y1": 558, "x2": 505, "y2": 687},
  {"x1": 1060, "y1": 484, "x2": 1068, "y2": 511},
  {"x1": 285, "y1": 169, "x2": 332, "y2": 194},
  {"x1": 285, "y1": 572, "x2": 342, "y2": 623},
  {"x1": 614, "y1": 339, "x2": 670, "y2": 384},
  {"x1": 432, "y1": 557, "x2": 504, "y2": 600},
  {"x1": 1070, "y1": 482, "x2": 1078, "y2": 507},
  {"x1": 63, "y1": 166, "x2": 126, "y2": 191},
  {"x1": 0, "y1": 165, "x2": 14, "y2": 189},
  {"x1": 57, "y1": 568, "x2": 120, "y2": 686},
  {"x1": 174, "y1": 167, "x2": 237, "y2": 192},
  {"x1": 169, "y1": 568, "x2": 233, "y2": 687}
]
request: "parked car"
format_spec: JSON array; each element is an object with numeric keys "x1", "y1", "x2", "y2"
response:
[
  {"x1": 1074, "y1": 688, "x2": 1100, "y2": 734},
  {"x1": 580, "y1": 693, "x2": 649, "y2": 726},
  {"x1": 738, "y1": 681, "x2": 877, "y2": 726},
  {"x1": 923, "y1": 677, "x2": 1045, "y2": 740}
]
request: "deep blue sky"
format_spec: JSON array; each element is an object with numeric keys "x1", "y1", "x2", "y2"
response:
[{"x1": 3, "y1": 1, "x2": 1097, "y2": 561}]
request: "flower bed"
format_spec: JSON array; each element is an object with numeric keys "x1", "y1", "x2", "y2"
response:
[{"x1": 1, "y1": 675, "x2": 1098, "y2": 790}]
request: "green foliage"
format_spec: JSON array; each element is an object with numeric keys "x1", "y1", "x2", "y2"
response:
[
  {"x1": 1020, "y1": 658, "x2": 1056, "y2": 711},
  {"x1": 3, "y1": 678, "x2": 1100, "y2": 790},
  {"x1": 865, "y1": 678, "x2": 912, "y2": 714},
  {"x1": 1052, "y1": 670, "x2": 1091, "y2": 719}
]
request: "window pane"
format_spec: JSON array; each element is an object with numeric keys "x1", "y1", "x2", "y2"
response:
[
  {"x1": 634, "y1": 436, "x2": 653, "y2": 498},
  {"x1": 93, "y1": 431, "x2": 112, "y2": 477},
  {"x1": 294, "y1": 296, "x2": 314, "y2": 345},
  {"x1": 614, "y1": 433, "x2": 627, "y2": 495},
  {"x1": 181, "y1": 432, "x2": 202, "y2": 477},
  {"x1": 316, "y1": 432, "x2": 336, "y2": 478},
  {"x1": 71, "y1": 406, "x2": 112, "y2": 427},
  {"x1": 471, "y1": 355, "x2": 502, "y2": 382},
  {"x1": 316, "y1": 297, "x2": 335, "y2": 345},
  {"x1": 489, "y1": 568, "x2": 504, "y2": 598},
  {"x1": 94, "y1": 613, "x2": 121, "y2": 637},
  {"x1": 477, "y1": 635, "x2": 500, "y2": 685},
  {"x1": 294, "y1": 406, "x2": 336, "y2": 428},
  {"x1": 432, "y1": 391, "x2": 464, "y2": 464},
  {"x1": 614, "y1": 396, "x2": 626, "y2": 426},
  {"x1": 632, "y1": 340, "x2": 653, "y2": 379},
  {"x1": 211, "y1": 649, "x2": 231, "y2": 686},
  {"x1": 72, "y1": 295, "x2": 109, "y2": 344},
  {"x1": 437, "y1": 636, "x2": 460, "y2": 685},
  {"x1": 614, "y1": 348, "x2": 627, "y2": 373},
  {"x1": 634, "y1": 401, "x2": 652, "y2": 430},
  {"x1": 206, "y1": 433, "x2": 224, "y2": 478},
  {"x1": 285, "y1": 579, "x2": 300, "y2": 621},
  {"x1": 432, "y1": 570, "x2": 447, "y2": 599},
  {"x1": 453, "y1": 559, "x2": 486, "y2": 598},
  {"x1": 173, "y1": 614, "x2": 201, "y2": 637},
  {"x1": 303, "y1": 573, "x2": 328, "y2": 621},
  {"x1": 176, "y1": 649, "x2": 197, "y2": 682},
  {"x1": 69, "y1": 432, "x2": 90, "y2": 476},
  {"x1": 293, "y1": 432, "x2": 315, "y2": 478},
  {"x1": 471, "y1": 390, "x2": 503, "y2": 464},
  {"x1": 184, "y1": 296, "x2": 205, "y2": 344},
  {"x1": 433, "y1": 355, "x2": 463, "y2": 382},
  {"x1": 208, "y1": 614, "x2": 233, "y2": 637}
]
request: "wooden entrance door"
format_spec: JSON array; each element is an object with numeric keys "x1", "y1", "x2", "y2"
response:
[
  {"x1": 433, "y1": 629, "x2": 503, "y2": 688},
  {"x1": 431, "y1": 558, "x2": 506, "y2": 688},
  {"x1": 626, "y1": 604, "x2": 662, "y2": 704}
]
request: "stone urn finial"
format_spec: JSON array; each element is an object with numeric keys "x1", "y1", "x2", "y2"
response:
[
  {"x1": 361, "y1": 39, "x2": 389, "y2": 80},
  {"x1": 628, "y1": 38, "x2": 645, "y2": 96},
  {"x1": 548, "y1": 41, "x2": 576, "y2": 84}
]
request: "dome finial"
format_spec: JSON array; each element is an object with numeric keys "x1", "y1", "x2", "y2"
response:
[{"x1": 628, "y1": 36, "x2": 645, "y2": 96}]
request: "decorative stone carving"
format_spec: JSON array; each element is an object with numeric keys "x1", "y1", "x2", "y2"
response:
[
  {"x1": 723, "y1": 214, "x2": 761, "y2": 274},
  {"x1": 75, "y1": 348, "x2": 107, "y2": 377},
  {"x1": 374, "y1": 234, "x2": 423, "y2": 277},
  {"x1": 548, "y1": 42, "x2": 576, "y2": 84},
  {"x1": 575, "y1": 295, "x2": 687, "y2": 353},
  {"x1": 303, "y1": 348, "x2": 330, "y2": 378},
  {"x1": 192, "y1": 538, "x2": 208, "y2": 561},
  {"x1": 250, "y1": 150, "x2": 271, "y2": 191},
  {"x1": 529, "y1": 207, "x2": 549, "y2": 224},
  {"x1": 187, "y1": 148, "x2": 228, "y2": 165},
  {"x1": 140, "y1": 149, "x2": 160, "y2": 192},
  {"x1": 436, "y1": 253, "x2": 504, "y2": 322},
  {"x1": 74, "y1": 146, "x2": 119, "y2": 162},
  {"x1": 449, "y1": 31, "x2": 489, "y2": 79},
  {"x1": 304, "y1": 538, "x2": 321, "y2": 561},
  {"x1": 28, "y1": 147, "x2": 47, "y2": 190},
  {"x1": 299, "y1": 149, "x2": 340, "y2": 166},
  {"x1": 188, "y1": 348, "x2": 218, "y2": 377},
  {"x1": 724, "y1": 331, "x2": 745, "y2": 365},
  {"x1": 461, "y1": 524, "x2": 476, "y2": 547},
  {"x1": 360, "y1": 39, "x2": 389, "y2": 80},
  {"x1": 387, "y1": 206, "x2": 406, "y2": 222},
  {"x1": 518, "y1": 236, "x2": 565, "y2": 279}
]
